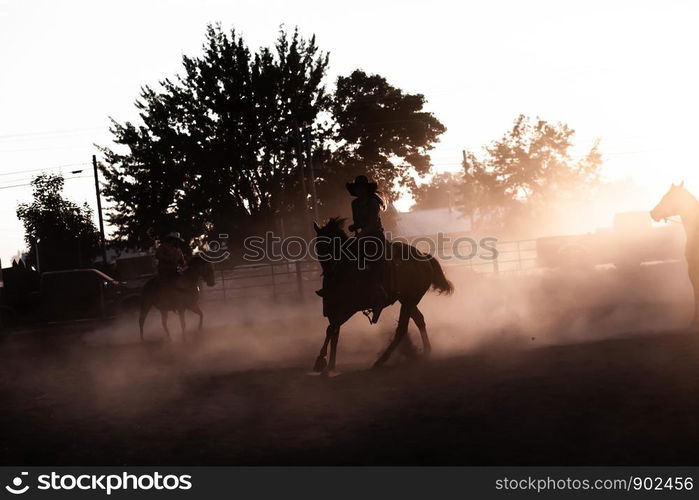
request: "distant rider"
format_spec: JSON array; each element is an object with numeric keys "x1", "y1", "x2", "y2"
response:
[{"x1": 155, "y1": 232, "x2": 186, "y2": 283}]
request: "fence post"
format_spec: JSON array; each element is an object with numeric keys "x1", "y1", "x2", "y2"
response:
[
  {"x1": 517, "y1": 240, "x2": 523, "y2": 271},
  {"x1": 493, "y1": 242, "x2": 500, "y2": 274},
  {"x1": 271, "y1": 262, "x2": 277, "y2": 301},
  {"x1": 295, "y1": 261, "x2": 305, "y2": 302},
  {"x1": 220, "y1": 268, "x2": 227, "y2": 302}
]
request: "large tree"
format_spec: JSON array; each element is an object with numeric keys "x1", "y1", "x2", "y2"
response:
[
  {"x1": 317, "y1": 70, "x2": 446, "y2": 218},
  {"x1": 100, "y1": 27, "x2": 445, "y2": 249},
  {"x1": 456, "y1": 115, "x2": 601, "y2": 231},
  {"x1": 16, "y1": 174, "x2": 101, "y2": 272},
  {"x1": 411, "y1": 172, "x2": 461, "y2": 210},
  {"x1": 100, "y1": 25, "x2": 330, "y2": 248}
]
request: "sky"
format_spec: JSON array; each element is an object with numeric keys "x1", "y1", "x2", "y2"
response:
[{"x1": 1, "y1": 0, "x2": 698, "y2": 263}]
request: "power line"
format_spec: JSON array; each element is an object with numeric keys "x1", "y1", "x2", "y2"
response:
[
  {"x1": 0, "y1": 127, "x2": 104, "y2": 141},
  {"x1": 0, "y1": 175, "x2": 92, "y2": 191},
  {"x1": 0, "y1": 162, "x2": 89, "y2": 177},
  {"x1": 0, "y1": 143, "x2": 101, "y2": 154}
]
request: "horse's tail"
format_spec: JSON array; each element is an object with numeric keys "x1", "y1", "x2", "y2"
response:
[{"x1": 427, "y1": 254, "x2": 454, "y2": 295}]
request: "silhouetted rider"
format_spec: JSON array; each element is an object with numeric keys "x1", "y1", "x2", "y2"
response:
[
  {"x1": 319, "y1": 175, "x2": 388, "y2": 323},
  {"x1": 316, "y1": 176, "x2": 390, "y2": 322},
  {"x1": 348, "y1": 177, "x2": 384, "y2": 236},
  {"x1": 155, "y1": 232, "x2": 186, "y2": 283},
  {"x1": 348, "y1": 175, "x2": 389, "y2": 323}
]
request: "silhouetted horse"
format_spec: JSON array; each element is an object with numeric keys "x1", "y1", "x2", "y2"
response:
[
  {"x1": 312, "y1": 218, "x2": 454, "y2": 373},
  {"x1": 139, "y1": 254, "x2": 215, "y2": 341},
  {"x1": 651, "y1": 181, "x2": 699, "y2": 329}
]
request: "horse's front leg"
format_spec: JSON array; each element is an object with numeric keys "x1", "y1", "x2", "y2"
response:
[
  {"x1": 160, "y1": 310, "x2": 172, "y2": 341},
  {"x1": 178, "y1": 309, "x2": 186, "y2": 339},
  {"x1": 313, "y1": 324, "x2": 335, "y2": 372}
]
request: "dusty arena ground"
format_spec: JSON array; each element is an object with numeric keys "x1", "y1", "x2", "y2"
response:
[{"x1": 2, "y1": 263, "x2": 699, "y2": 465}]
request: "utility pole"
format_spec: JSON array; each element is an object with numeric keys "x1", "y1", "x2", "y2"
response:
[
  {"x1": 92, "y1": 155, "x2": 108, "y2": 266},
  {"x1": 34, "y1": 239, "x2": 41, "y2": 274},
  {"x1": 293, "y1": 121, "x2": 311, "y2": 239},
  {"x1": 305, "y1": 126, "x2": 320, "y2": 222},
  {"x1": 462, "y1": 149, "x2": 475, "y2": 230}
]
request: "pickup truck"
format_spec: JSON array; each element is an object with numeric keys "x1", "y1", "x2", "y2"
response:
[
  {"x1": 536, "y1": 211, "x2": 685, "y2": 270},
  {"x1": 0, "y1": 268, "x2": 139, "y2": 331}
]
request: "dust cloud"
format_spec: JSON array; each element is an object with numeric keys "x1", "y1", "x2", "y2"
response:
[
  {"x1": 8, "y1": 195, "x2": 692, "y2": 425},
  {"x1": 72, "y1": 252, "x2": 692, "y2": 404}
]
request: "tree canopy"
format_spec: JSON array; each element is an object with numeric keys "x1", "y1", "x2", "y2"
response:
[
  {"x1": 16, "y1": 174, "x2": 100, "y2": 272},
  {"x1": 426, "y1": 115, "x2": 602, "y2": 233},
  {"x1": 411, "y1": 172, "x2": 461, "y2": 210},
  {"x1": 100, "y1": 25, "x2": 330, "y2": 248},
  {"x1": 100, "y1": 25, "x2": 445, "y2": 249}
]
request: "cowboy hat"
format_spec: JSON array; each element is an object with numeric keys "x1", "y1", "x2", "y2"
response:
[
  {"x1": 346, "y1": 175, "x2": 378, "y2": 197},
  {"x1": 164, "y1": 231, "x2": 184, "y2": 243}
]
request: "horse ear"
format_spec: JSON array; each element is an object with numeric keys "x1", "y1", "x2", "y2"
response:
[
  {"x1": 679, "y1": 180, "x2": 685, "y2": 188},
  {"x1": 313, "y1": 221, "x2": 321, "y2": 233}
]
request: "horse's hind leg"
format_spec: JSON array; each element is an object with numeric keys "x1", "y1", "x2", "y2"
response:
[
  {"x1": 311, "y1": 324, "x2": 342, "y2": 375},
  {"x1": 328, "y1": 326, "x2": 340, "y2": 374},
  {"x1": 139, "y1": 302, "x2": 151, "y2": 342},
  {"x1": 178, "y1": 309, "x2": 186, "y2": 339},
  {"x1": 374, "y1": 302, "x2": 414, "y2": 369},
  {"x1": 189, "y1": 304, "x2": 204, "y2": 332},
  {"x1": 411, "y1": 306, "x2": 431, "y2": 355},
  {"x1": 160, "y1": 310, "x2": 172, "y2": 341}
]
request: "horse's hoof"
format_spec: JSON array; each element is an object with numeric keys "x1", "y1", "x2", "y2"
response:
[
  {"x1": 313, "y1": 356, "x2": 327, "y2": 373},
  {"x1": 322, "y1": 369, "x2": 341, "y2": 378}
]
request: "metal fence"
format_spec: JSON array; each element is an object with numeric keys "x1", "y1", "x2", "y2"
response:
[
  {"x1": 427, "y1": 238, "x2": 538, "y2": 274},
  {"x1": 203, "y1": 260, "x2": 322, "y2": 303},
  {"x1": 201, "y1": 238, "x2": 540, "y2": 304}
]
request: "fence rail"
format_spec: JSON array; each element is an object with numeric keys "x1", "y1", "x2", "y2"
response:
[
  {"x1": 202, "y1": 238, "x2": 539, "y2": 304},
  {"x1": 203, "y1": 260, "x2": 321, "y2": 303}
]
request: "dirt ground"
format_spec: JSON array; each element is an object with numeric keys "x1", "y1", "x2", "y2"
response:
[{"x1": 2, "y1": 303, "x2": 699, "y2": 465}]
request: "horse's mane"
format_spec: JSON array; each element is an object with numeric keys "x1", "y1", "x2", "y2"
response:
[
  {"x1": 321, "y1": 217, "x2": 349, "y2": 238},
  {"x1": 679, "y1": 186, "x2": 699, "y2": 205}
]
